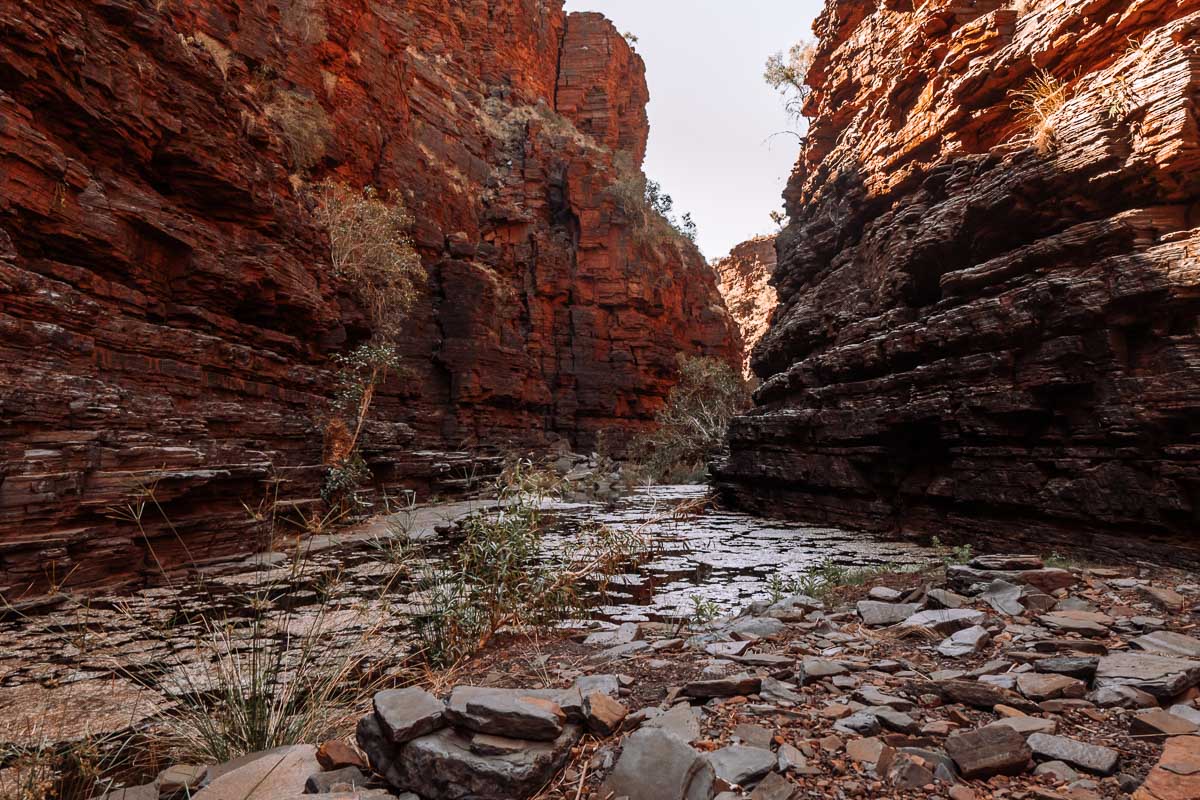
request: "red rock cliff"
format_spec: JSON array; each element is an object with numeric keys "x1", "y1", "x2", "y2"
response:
[
  {"x1": 713, "y1": 235, "x2": 778, "y2": 378},
  {"x1": 716, "y1": 0, "x2": 1200, "y2": 561},
  {"x1": 0, "y1": 0, "x2": 738, "y2": 595}
]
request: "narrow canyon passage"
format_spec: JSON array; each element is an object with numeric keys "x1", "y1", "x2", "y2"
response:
[{"x1": 1, "y1": 0, "x2": 1198, "y2": 798}]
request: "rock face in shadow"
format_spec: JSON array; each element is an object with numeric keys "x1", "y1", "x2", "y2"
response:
[
  {"x1": 0, "y1": 2, "x2": 738, "y2": 595},
  {"x1": 714, "y1": 235, "x2": 778, "y2": 378},
  {"x1": 715, "y1": 0, "x2": 1200, "y2": 561}
]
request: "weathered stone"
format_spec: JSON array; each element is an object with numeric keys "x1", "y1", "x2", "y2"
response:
[
  {"x1": 683, "y1": 673, "x2": 761, "y2": 698},
  {"x1": 931, "y1": 679, "x2": 1040, "y2": 713},
  {"x1": 856, "y1": 601, "x2": 922, "y2": 627},
  {"x1": 389, "y1": 724, "x2": 581, "y2": 800},
  {"x1": 901, "y1": 608, "x2": 987, "y2": 634},
  {"x1": 986, "y1": 717, "x2": 1058, "y2": 737},
  {"x1": 970, "y1": 555, "x2": 1045, "y2": 571},
  {"x1": 1088, "y1": 685, "x2": 1159, "y2": 709},
  {"x1": 854, "y1": 686, "x2": 914, "y2": 711},
  {"x1": 748, "y1": 771, "x2": 797, "y2": 800},
  {"x1": 714, "y1": 235, "x2": 778, "y2": 377},
  {"x1": 846, "y1": 737, "x2": 885, "y2": 764},
  {"x1": 601, "y1": 728, "x2": 716, "y2": 800},
  {"x1": 1016, "y1": 673, "x2": 1087, "y2": 702},
  {"x1": 315, "y1": 741, "x2": 366, "y2": 771},
  {"x1": 886, "y1": 752, "x2": 936, "y2": 790},
  {"x1": 945, "y1": 726, "x2": 1032, "y2": 779},
  {"x1": 584, "y1": 623, "x2": 641, "y2": 647},
  {"x1": 732, "y1": 723, "x2": 774, "y2": 750},
  {"x1": 193, "y1": 745, "x2": 319, "y2": 800},
  {"x1": 1094, "y1": 653, "x2": 1200, "y2": 698},
  {"x1": 981, "y1": 580, "x2": 1025, "y2": 616},
  {"x1": 444, "y1": 687, "x2": 565, "y2": 741},
  {"x1": 583, "y1": 691, "x2": 627, "y2": 736},
  {"x1": 1034, "y1": 657, "x2": 1099, "y2": 681},
  {"x1": 1139, "y1": 586, "x2": 1187, "y2": 612},
  {"x1": 1133, "y1": 735, "x2": 1200, "y2": 800},
  {"x1": 373, "y1": 687, "x2": 446, "y2": 744},
  {"x1": 156, "y1": 765, "x2": 207, "y2": 797},
  {"x1": 927, "y1": 588, "x2": 968, "y2": 609},
  {"x1": 1037, "y1": 611, "x2": 1112, "y2": 638},
  {"x1": 305, "y1": 766, "x2": 368, "y2": 795},
  {"x1": 834, "y1": 712, "x2": 882, "y2": 736},
  {"x1": 798, "y1": 659, "x2": 847, "y2": 684},
  {"x1": 1130, "y1": 710, "x2": 1199, "y2": 741},
  {"x1": 1027, "y1": 734, "x2": 1119, "y2": 776},
  {"x1": 937, "y1": 626, "x2": 991, "y2": 658},
  {"x1": 706, "y1": 745, "x2": 778, "y2": 787},
  {"x1": 643, "y1": 703, "x2": 703, "y2": 743},
  {"x1": 1134, "y1": 631, "x2": 1200, "y2": 659}
]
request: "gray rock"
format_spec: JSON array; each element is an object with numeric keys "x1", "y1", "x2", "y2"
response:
[
  {"x1": 947, "y1": 566, "x2": 1075, "y2": 594},
  {"x1": 868, "y1": 587, "x2": 903, "y2": 602},
  {"x1": 643, "y1": 703, "x2": 704, "y2": 743},
  {"x1": 854, "y1": 686, "x2": 914, "y2": 711},
  {"x1": 1038, "y1": 612, "x2": 1110, "y2": 638},
  {"x1": 445, "y1": 686, "x2": 565, "y2": 741},
  {"x1": 1132, "y1": 630, "x2": 1200, "y2": 659},
  {"x1": 900, "y1": 608, "x2": 986, "y2": 634},
  {"x1": 1169, "y1": 703, "x2": 1200, "y2": 726},
  {"x1": 798, "y1": 658, "x2": 847, "y2": 685},
  {"x1": 602, "y1": 728, "x2": 716, "y2": 800},
  {"x1": 856, "y1": 601, "x2": 921, "y2": 627},
  {"x1": 723, "y1": 616, "x2": 785, "y2": 641},
  {"x1": 986, "y1": 716, "x2": 1058, "y2": 737},
  {"x1": 981, "y1": 580, "x2": 1024, "y2": 616},
  {"x1": 1088, "y1": 684, "x2": 1158, "y2": 709},
  {"x1": 684, "y1": 673, "x2": 761, "y2": 698},
  {"x1": 584, "y1": 622, "x2": 641, "y2": 646},
  {"x1": 706, "y1": 745, "x2": 778, "y2": 787},
  {"x1": 764, "y1": 594, "x2": 823, "y2": 620},
  {"x1": 305, "y1": 766, "x2": 368, "y2": 794},
  {"x1": 193, "y1": 745, "x2": 319, "y2": 800},
  {"x1": 867, "y1": 707, "x2": 918, "y2": 734},
  {"x1": 748, "y1": 771, "x2": 798, "y2": 800},
  {"x1": 926, "y1": 588, "x2": 968, "y2": 609},
  {"x1": 1033, "y1": 657, "x2": 1098, "y2": 681},
  {"x1": 733, "y1": 723, "x2": 775, "y2": 750},
  {"x1": 1016, "y1": 673, "x2": 1087, "y2": 701},
  {"x1": 389, "y1": 723, "x2": 581, "y2": 800},
  {"x1": 937, "y1": 625, "x2": 991, "y2": 658},
  {"x1": 1093, "y1": 652, "x2": 1200, "y2": 698},
  {"x1": 1027, "y1": 733, "x2": 1119, "y2": 775},
  {"x1": 834, "y1": 712, "x2": 882, "y2": 736},
  {"x1": 759, "y1": 678, "x2": 804, "y2": 705},
  {"x1": 588, "y1": 641, "x2": 650, "y2": 663},
  {"x1": 1034, "y1": 760, "x2": 1079, "y2": 782},
  {"x1": 945, "y1": 725, "x2": 1032, "y2": 778},
  {"x1": 373, "y1": 687, "x2": 446, "y2": 744},
  {"x1": 92, "y1": 786, "x2": 158, "y2": 800}
]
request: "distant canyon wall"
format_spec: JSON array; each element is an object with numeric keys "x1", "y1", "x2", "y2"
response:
[
  {"x1": 716, "y1": 0, "x2": 1200, "y2": 561},
  {"x1": 714, "y1": 235, "x2": 778, "y2": 379},
  {"x1": 0, "y1": 0, "x2": 739, "y2": 595}
]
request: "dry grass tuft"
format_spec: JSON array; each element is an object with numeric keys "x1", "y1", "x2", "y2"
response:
[
  {"x1": 1011, "y1": 69, "x2": 1069, "y2": 153},
  {"x1": 266, "y1": 89, "x2": 332, "y2": 172},
  {"x1": 193, "y1": 32, "x2": 234, "y2": 80}
]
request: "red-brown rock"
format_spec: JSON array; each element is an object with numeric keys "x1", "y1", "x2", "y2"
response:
[
  {"x1": 716, "y1": 0, "x2": 1200, "y2": 562},
  {"x1": 0, "y1": 1, "x2": 738, "y2": 595},
  {"x1": 714, "y1": 235, "x2": 778, "y2": 378}
]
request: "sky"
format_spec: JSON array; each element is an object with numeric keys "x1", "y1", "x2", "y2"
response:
[{"x1": 563, "y1": 0, "x2": 824, "y2": 260}]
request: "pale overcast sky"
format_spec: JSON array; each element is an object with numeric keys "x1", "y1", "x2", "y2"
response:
[{"x1": 563, "y1": 0, "x2": 823, "y2": 260}]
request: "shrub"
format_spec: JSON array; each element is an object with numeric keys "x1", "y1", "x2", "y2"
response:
[
  {"x1": 406, "y1": 461, "x2": 653, "y2": 665},
  {"x1": 764, "y1": 40, "x2": 816, "y2": 119},
  {"x1": 265, "y1": 89, "x2": 332, "y2": 171},
  {"x1": 606, "y1": 157, "x2": 698, "y2": 246},
  {"x1": 632, "y1": 355, "x2": 751, "y2": 482},
  {"x1": 1011, "y1": 70, "x2": 1069, "y2": 153},
  {"x1": 311, "y1": 181, "x2": 423, "y2": 340}
]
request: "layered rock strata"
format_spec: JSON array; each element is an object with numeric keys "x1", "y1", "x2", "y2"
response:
[
  {"x1": 714, "y1": 234, "x2": 778, "y2": 378},
  {"x1": 0, "y1": 1, "x2": 738, "y2": 595},
  {"x1": 716, "y1": 0, "x2": 1200, "y2": 560}
]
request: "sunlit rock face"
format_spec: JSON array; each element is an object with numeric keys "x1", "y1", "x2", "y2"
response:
[
  {"x1": 716, "y1": 0, "x2": 1200, "y2": 561},
  {"x1": 0, "y1": 1, "x2": 738, "y2": 594},
  {"x1": 714, "y1": 235, "x2": 778, "y2": 379}
]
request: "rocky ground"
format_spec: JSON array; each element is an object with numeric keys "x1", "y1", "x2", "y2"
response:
[{"x1": 73, "y1": 551, "x2": 1200, "y2": 800}]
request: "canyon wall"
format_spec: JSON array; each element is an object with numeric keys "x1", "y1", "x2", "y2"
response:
[
  {"x1": 716, "y1": 0, "x2": 1200, "y2": 561},
  {"x1": 714, "y1": 235, "x2": 778, "y2": 378},
  {"x1": 0, "y1": 0, "x2": 738, "y2": 596}
]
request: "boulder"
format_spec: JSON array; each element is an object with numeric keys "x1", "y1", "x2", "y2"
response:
[{"x1": 602, "y1": 728, "x2": 716, "y2": 800}]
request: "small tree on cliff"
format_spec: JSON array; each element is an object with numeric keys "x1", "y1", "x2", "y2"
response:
[
  {"x1": 633, "y1": 355, "x2": 751, "y2": 482},
  {"x1": 764, "y1": 40, "x2": 816, "y2": 120},
  {"x1": 310, "y1": 182, "x2": 424, "y2": 515}
]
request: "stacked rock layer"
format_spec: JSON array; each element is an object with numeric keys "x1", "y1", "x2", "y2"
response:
[
  {"x1": 716, "y1": 0, "x2": 1200, "y2": 561},
  {"x1": 0, "y1": 1, "x2": 739, "y2": 595},
  {"x1": 713, "y1": 234, "x2": 779, "y2": 379}
]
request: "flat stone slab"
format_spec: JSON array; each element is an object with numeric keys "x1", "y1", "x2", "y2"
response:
[
  {"x1": 583, "y1": 622, "x2": 641, "y2": 646},
  {"x1": 856, "y1": 601, "x2": 921, "y2": 627},
  {"x1": 0, "y1": 679, "x2": 171, "y2": 748},
  {"x1": 1094, "y1": 652, "x2": 1200, "y2": 698},
  {"x1": 1133, "y1": 631, "x2": 1200, "y2": 659},
  {"x1": 1037, "y1": 611, "x2": 1112, "y2": 637},
  {"x1": 900, "y1": 608, "x2": 986, "y2": 634},
  {"x1": 947, "y1": 566, "x2": 1076, "y2": 594},
  {"x1": 1130, "y1": 709, "x2": 1199, "y2": 740},
  {"x1": 643, "y1": 703, "x2": 703, "y2": 743},
  {"x1": 945, "y1": 725, "x2": 1032, "y2": 778},
  {"x1": 683, "y1": 673, "x2": 761, "y2": 698},
  {"x1": 193, "y1": 745, "x2": 319, "y2": 800},
  {"x1": 374, "y1": 687, "x2": 446, "y2": 743},
  {"x1": 1016, "y1": 673, "x2": 1087, "y2": 701},
  {"x1": 1133, "y1": 734, "x2": 1200, "y2": 800},
  {"x1": 937, "y1": 625, "x2": 991, "y2": 658},
  {"x1": 389, "y1": 723, "x2": 580, "y2": 800},
  {"x1": 445, "y1": 687, "x2": 565, "y2": 741},
  {"x1": 1027, "y1": 733, "x2": 1119, "y2": 775},
  {"x1": 602, "y1": 728, "x2": 716, "y2": 800},
  {"x1": 706, "y1": 745, "x2": 778, "y2": 786},
  {"x1": 970, "y1": 555, "x2": 1045, "y2": 571}
]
